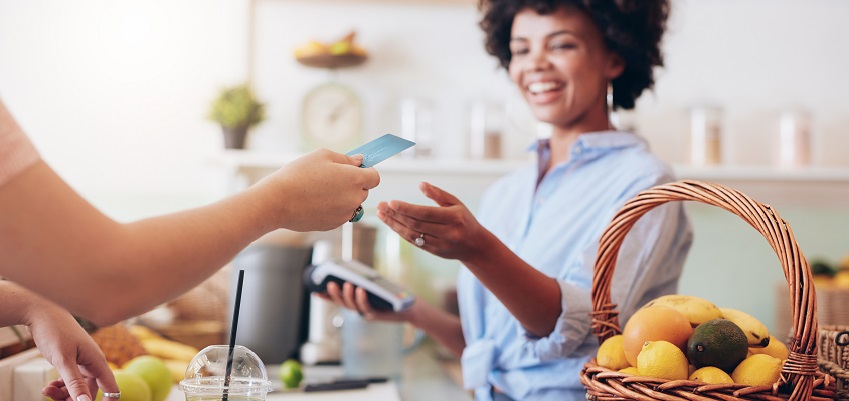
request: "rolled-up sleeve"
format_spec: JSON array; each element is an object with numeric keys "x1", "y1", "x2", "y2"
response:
[{"x1": 520, "y1": 278, "x2": 593, "y2": 361}]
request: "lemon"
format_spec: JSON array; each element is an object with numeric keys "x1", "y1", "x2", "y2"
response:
[
  {"x1": 689, "y1": 366, "x2": 734, "y2": 384},
  {"x1": 731, "y1": 354, "x2": 782, "y2": 386},
  {"x1": 597, "y1": 335, "x2": 630, "y2": 370},
  {"x1": 749, "y1": 335, "x2": 789, "y2": 360},
  {"x1": 279, "y1": 359, "x2": 304, "y2": 389},
  {"x1": 637, "y1": 340, "x2": 689, "y2": 380},
  {"x1": 619, "y1": 367, "x2": 640, "y2": 375}
]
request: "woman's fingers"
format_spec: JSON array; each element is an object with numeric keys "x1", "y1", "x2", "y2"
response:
[
  {"x1": 419, "y1": 182, "x2": 463, "y2": 207},
  {"x1": 354, "y1": 288, "x2": 377, "y2": 319}
]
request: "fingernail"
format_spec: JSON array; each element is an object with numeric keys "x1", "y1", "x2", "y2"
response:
[{"x1": 78, "y1": 395, "x2": 92, "y2": 401}]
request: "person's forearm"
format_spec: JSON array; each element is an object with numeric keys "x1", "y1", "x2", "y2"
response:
[
  {"x1": 0, "y1": 281, "x2": 39, "y2": 327},
  {"x1": 0, "y1": 162, "x2": 280, "y2": 325},
  {"x1": 463, "y1": 231, "x2": 562, "y2": 338},
  {"x1": 407, "y1": 302, "x2": 466, "y2": 358}
]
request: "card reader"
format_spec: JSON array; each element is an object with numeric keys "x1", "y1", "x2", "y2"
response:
[{"x1": 304, "y1": 259, "x2": 415, "y2": 312}]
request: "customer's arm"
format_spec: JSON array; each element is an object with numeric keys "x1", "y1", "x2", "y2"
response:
[
  {"x1": 377, "y1": 182, "x2": 563, "y2": 337},
  {"x1": 0, "y1": 149, "x2": 379, "y2": 326},
  {"x1": 0, "y1": 281, "x2": 120, "y2": 401},
  {"x1": 325, "y1": 281, "x2": 467, "y2": 357}
]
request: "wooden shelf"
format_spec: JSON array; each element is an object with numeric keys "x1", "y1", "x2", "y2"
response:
[
  {"x1": 212, "y1": 150, "x2": 528, "y2": 176},
  {"x1": 675, "y1": 165, "x2": 849, "y2": 183},
  {"x1": 296, "y1": 53, "x2": 367, "y2": 69},
  {"x1": 211, "y1": 150, "x2": 849, "y2": 208}
]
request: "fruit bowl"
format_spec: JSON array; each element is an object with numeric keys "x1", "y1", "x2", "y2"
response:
[
  {"x1": 581, "y1": 180, "x2": 837, "y2": 401},
  {"x1": 295, "y1": 53, "x2": 367, "y2": 69}
]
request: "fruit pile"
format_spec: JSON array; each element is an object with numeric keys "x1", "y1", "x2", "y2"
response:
[
  {"x1": 810, "y1": 255, "x2": 849, "y2": 288},
  {"x1": 293, "y1": 31, "x2": 367, "y2": 60},
  {"x1": 595, "y1": 295, "x2": 789, "y2": 385},
  {"x1": 91, "y1": 323, "x2": 202, "y2": 401}
]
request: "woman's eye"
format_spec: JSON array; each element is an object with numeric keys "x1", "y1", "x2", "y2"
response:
[
  {"x1": 511, "y1": 47, "x2": 529, "y2": 56},
  {"x1": 551, "y1": 43, "x2": 577, "y2": 50}
]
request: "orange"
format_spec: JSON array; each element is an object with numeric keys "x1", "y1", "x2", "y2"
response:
[{"x1": 623, "y1": 305, "x2": 693, "y2": 367}]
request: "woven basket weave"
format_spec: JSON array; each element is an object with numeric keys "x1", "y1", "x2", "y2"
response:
[
  {"x1": 818, "y1": 325, "x2": 849, "y2": 399},
  {"x1": 581, "y1": 180, "x2": 836, "y2": 401}
]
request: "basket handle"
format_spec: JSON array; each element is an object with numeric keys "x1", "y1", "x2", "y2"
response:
[{"x1": 590, "y1": 180, "x2": 819, "y2": 400}]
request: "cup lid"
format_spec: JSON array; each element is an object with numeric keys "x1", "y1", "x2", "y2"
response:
[{"x1": 179, "y1": 345, "x2": 272, "y2": 396}]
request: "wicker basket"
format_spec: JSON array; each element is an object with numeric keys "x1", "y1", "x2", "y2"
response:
[
  {"x1": 581, "y1": 180, "x2": 836, "y2": 401},
  {"x1": 818, "y1": 325, "x2": 849, "y2": 399}
]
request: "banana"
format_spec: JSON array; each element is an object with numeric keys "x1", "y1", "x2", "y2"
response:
[
  {"x1": 141, "y1": 338, "x2": 199, "y2": 362},
  {"x1": 162, "y1": 359, "x2": 191, "y2": 383},
  {"x1": 643, "y1": 294, "x2": 723, "y2": 327},
  {"x1": 293, "y1": 40, "x2": 328, "y2": 58},
  {"x1": 127, "y1": 324, "x2": 162, "y2": 341},
  {"x1": 720, "y1": 307, "x2": 770, "y2": 348}
]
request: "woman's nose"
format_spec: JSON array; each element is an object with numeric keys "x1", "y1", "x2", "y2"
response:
[{"x1": 523, "y1": 48, "x2": 550, "y2": 72}]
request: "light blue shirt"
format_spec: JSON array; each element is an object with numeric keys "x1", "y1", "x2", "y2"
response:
[{"x1": 458, "y1": 131, "x2": 693, "y2": 401}]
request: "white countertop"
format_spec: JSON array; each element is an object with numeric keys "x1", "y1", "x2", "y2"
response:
[
  {"x1": 165, "y1": 342, "x2": 470, "y2": 401},
  {"x1": 166, "y1": 382, "x2": 400, "y2": 401}
]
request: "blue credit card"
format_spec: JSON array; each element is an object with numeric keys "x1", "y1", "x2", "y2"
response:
[{"x1": 346, "y1": 134, "x2": 415, "y2": 168}]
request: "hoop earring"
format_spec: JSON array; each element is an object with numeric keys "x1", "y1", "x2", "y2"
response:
[{"x1": 607, "y1": 82, "x2": 619, "y2": 130}]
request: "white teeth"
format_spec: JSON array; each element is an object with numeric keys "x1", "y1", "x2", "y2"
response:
[{"x1": 528, "y1": 82, "x2": 560, "y2": 94}]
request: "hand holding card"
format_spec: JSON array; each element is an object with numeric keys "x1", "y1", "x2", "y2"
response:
[{"x1": 344, "y1": 134, "x2": 414, "y2": 222}]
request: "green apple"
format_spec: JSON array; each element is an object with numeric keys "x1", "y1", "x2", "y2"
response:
[
  {"x1": 96, "y1": 370, "x2": 152, "y2": 401},
  {"x1": 279, "y1": 359, "x2": 304, "y2": 389},
  {"x1": 122, "y1": 356, "x2": 172, "y2": 401}
]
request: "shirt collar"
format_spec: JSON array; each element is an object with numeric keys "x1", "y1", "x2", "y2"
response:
[
  {"x1": 529, "y1": 130, "x2": 643, "y2": 152},
  {"x1": 531, "y1": 131, "x2": 645, "y2": 179}
]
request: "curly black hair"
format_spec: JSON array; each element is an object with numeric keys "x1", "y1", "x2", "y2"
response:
[{"x1": 478, "y1": 0, "x2": 669, "y2": 110}]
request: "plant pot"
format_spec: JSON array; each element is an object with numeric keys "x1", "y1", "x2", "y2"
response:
[{"x1": 222, "y1": 125, "x2": 249, "y2": 149}]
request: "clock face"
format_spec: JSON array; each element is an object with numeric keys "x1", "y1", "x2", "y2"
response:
[{"x1": 301, "y1": 83, "x2": 363, "y2": 151}]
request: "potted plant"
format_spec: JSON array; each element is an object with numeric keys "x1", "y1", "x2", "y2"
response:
[{"x1": 207, "y1": 84, "x2": 265, "y2": 149}]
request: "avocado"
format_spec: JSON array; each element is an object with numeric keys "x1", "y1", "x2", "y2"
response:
[{"x1": 687, "y1": 318, "x2": 749, "y2": 373}]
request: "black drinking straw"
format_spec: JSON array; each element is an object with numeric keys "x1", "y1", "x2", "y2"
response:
[{"x1": 222, "y1": 269, "x2": 245, "y2": 401}]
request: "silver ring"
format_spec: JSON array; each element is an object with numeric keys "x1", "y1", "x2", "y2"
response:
[
  {"x1": 414, "y1": 233, "x2": 425, "y2": 247},
  {"x1": 349, "y1": 205, "x2": 364, "y2": 223},
  {"x1": 102, "y1": 392, "x2": 121, "y2": 399}
]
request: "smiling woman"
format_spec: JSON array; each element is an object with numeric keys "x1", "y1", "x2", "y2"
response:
[{"x1": 317, "y1": 1, "x2": 692, "y2": 401}]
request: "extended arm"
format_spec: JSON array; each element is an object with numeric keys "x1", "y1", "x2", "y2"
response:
[
  {"x1": 325, "y1": 281, "x2": 467, "y2": 358},
  {"x1": 0, "y1": 150, "x2": 379, "y2": 326},
  {"x1": 377, "y1": 182, "x2": 562, "y2": 338}
]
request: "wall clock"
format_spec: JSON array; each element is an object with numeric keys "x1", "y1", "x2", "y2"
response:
[{"x1": 301, "y1": 82, "x2": 363, "y2": 151}]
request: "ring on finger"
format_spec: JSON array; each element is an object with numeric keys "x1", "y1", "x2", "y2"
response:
[
  {"x1": 349, "y1": 205, "x2": 364, "y2": 223},
  {"x1": 103, "y1": 392, "x2": 121, "y2": 399},
  {"x1": 414, "y1": 232, "x2": 426, "y2": 247}
]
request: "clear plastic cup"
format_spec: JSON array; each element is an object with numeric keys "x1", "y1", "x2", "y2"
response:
[{"x1": 179, "y1": 345, "x2": 273, "y2": 401}]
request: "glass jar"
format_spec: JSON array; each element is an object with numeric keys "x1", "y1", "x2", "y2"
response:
[
  {"x1": 468, "y1": 101, "x2": 504, "y2": 160},
  {"x1": 399, "y1": 97, "x2": 433, "y2": 158},
  {"x1": 777, "y1": 110, "x2": 811, "y2": 168},
  {"x1": 688, "y1": 106, "x2": 723, "y2": 166}
]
